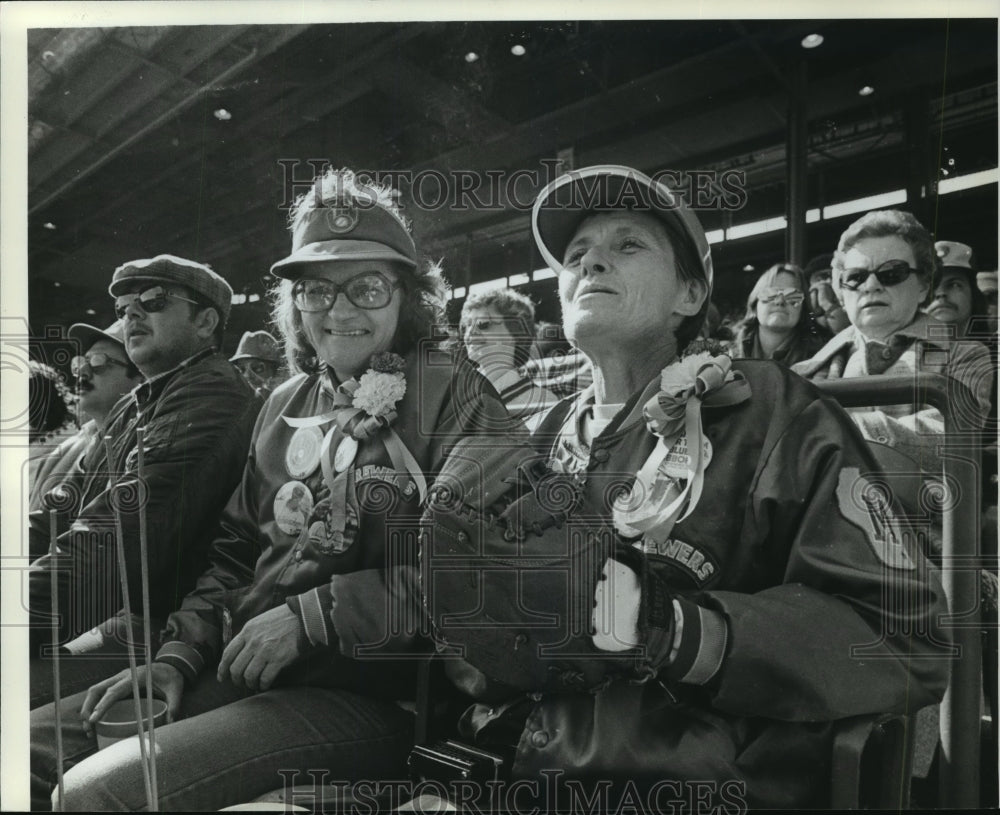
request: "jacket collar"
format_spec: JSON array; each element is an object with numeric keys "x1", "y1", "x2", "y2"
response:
[
  {"x1": 797, "y1": 313, "x2": 942, "y2": 377},
  {"x1": 134, "y1": 346, "x2": 217, "y2": 408}
]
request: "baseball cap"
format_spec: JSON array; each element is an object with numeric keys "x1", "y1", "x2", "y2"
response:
[
  {"x1": 804, "y1": 253, "x2": 834, "y2": 278},
  {"x1": 531, "y1": 164, "x2": 713, "y2": 289},
  {"x1": 67, "y1": 319, "x2": 125, "y2": 352},
  {"x1": 108, "y1": 254, "x2": 233, "y2": 325},
  {"x1": 935, "y1": 240, "x2": 975, "y2": 271},
  {"x1": 230, "y1": 330, "x2": 282, "y2": 363},
  {"x1": 270, "y1": 179, "x2": 417, "y2": 279},
  {"x1": 977, "y1": 270, "x2": 998, "y2": 295}
]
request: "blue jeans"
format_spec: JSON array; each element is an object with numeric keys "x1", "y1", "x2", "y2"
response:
[{"x1": 31, "y1": 668, "x2": 415, "y2": 811}]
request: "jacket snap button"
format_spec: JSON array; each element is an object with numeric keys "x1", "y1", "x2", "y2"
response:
[
  {"x1": 457, "y1": 532, "x2": 468, "y2": 543},
  {"x1": 881, "y1": 348, "x2": 893, "y2": 359},
  {"x1": 294, "y1": 551, "x2": 303, "y2": 562},
  {"x1": 514, "y1": 633, "x2": 528, "y2": 648},
  {"x1": 530, "y1": 730, "x2": 550, "y2": 748},
  {"x1": 592, "y1": 448, "x2": 610, "y2": 463}
]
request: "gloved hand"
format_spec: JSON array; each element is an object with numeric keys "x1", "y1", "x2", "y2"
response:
[
  {"x1": 598, "y1": 544, "x2": 728, "y2": 687},
  {"x1": 421, "y1": 435, "x2": 634, "y2": 692}
]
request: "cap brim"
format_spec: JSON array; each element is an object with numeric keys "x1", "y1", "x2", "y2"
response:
[
  {"x1": 108, "y1": 273, "x2": 174, "y2": 297},
  {"x1": 230, "y1": 353, "x2": 280, "y2": 363},
  {"x1": 531, "y1": 164, "x2": 713, "y2": 288},
  {"x1": 270, "y1": 239, "x2": 417, "y2": 279},
  {"x1": 68, "y1": 323, "x2": 123, "y2": 350}
]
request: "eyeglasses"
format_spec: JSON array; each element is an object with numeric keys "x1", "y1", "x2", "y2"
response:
[
  {"x1": 462, "y1": 317, "x2": 526, "y2": 336},
  {"x1": 757, "y1": 288, "x2": 805, "y2": 307},
  {"x1": 237, "y1": 359, "x2": 277, "y2": 377},
  {"x1": 71, "y1": 352, "x2": 129, "y2": 377},
  {"x1": 839, "y1": 260, "x2": 917, "y2": 291},
  {"x1": 114, "y1": 285, "x2": 201, "y2": 320},
  {"x1": 292, "y1": 272, "x2": 400, "y2": 312}
]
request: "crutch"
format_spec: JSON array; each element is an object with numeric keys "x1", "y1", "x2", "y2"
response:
[
  {"x1": 48, "y1": 510, "x2": 64, "y2": 811},
  {"x1": 103, "y1": 435, "x2": 155, "y2": 810},
  {"x1": 135, "y1": 427, "x2": 159, "y2": 809}
]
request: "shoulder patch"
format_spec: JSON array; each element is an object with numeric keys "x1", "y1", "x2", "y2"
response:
[{"x1": 836, "y1": 467, "x2": 916, "y2": 570}]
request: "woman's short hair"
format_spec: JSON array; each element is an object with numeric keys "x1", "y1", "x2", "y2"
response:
[
  {"x1": 832, "y1": 209, "x2": 937, "y2": 306},
  {"x1": 459, "y1": 288, "x2": 536, "y2": 366},
  {"x1": 270, "y1": 172, "x2": 448, "y2": 375}
]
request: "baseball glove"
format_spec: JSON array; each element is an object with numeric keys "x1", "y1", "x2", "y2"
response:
[{"x1": 420, "y1": 434, "x2": 655, "y2": 692}]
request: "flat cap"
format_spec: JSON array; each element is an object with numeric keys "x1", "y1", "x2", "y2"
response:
[{"x1": 108, "y1": 254, "x2": 233, "y2": 325}]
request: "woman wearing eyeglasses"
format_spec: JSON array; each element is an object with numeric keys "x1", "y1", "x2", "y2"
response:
[
  {"x1": 42, "y1": 169, "x2": 509, "y2": 811},
  {"x1": 732, "y1": 263, "x2": 830, "y2": 366},
  {"x1": 794, "y1": 209, "x2": 992, "y2": 469}
]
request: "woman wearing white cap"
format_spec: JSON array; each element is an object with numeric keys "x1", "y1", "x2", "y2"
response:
[
  {"x1": 38, "y1": 169, "x2": 510, "y2": 811},
  {"x1": 420, "y1": 166, "x2": 950, "y2": 809}
]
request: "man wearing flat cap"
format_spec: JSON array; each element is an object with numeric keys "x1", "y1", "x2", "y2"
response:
[
  {"x1": 26, "y1": 255, "x2": 263, "y2": 705},
  {"x1": 230, "y1": 329, "x2": 286, "y2": 398},
  {"x1": 29, "y1": 320, "x2": 141, "y2": 514}
]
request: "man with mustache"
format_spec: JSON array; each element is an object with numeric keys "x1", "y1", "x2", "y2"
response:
[
  {"x1": 26, "y1": 255, "x2": 262, "y2": 706},
  {"x1": 29, "y1": 320, "x2": 141, "y2": 514}
]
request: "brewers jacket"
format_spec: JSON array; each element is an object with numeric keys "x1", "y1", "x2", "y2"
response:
[{"x1": 447, "y1": 359, "x2": 951, "y2": 808}]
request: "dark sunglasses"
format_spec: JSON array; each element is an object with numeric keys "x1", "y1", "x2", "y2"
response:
[
  {"x1": 71, "y1": 352, "x2": 129, "y2": 377},
  {"x1": 114, "y1": 285, "x2": 201, "y2": 320},
  {"x1": 839, "y1": 260, "x2": 917, "y2": 292},
  {"x1": 292, "y1": 272, "x2": 400, "y2": 312}
]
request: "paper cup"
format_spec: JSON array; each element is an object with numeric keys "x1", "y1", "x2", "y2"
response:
[{"x1": 95, "y1": 698, "x2": 168, "y2": 750}]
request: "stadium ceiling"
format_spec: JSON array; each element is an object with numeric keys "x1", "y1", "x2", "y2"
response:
[{"x1": 26, "y1": 19, "x2": 998, "y2": 332}]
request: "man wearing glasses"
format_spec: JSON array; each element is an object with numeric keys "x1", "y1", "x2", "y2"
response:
[
  {"x1": 29, "y1": 320, "x2": 141, "y2": 513},
  {"x1": 26, "y1": 255, "x2": 263, "y2": 705},
  {"x1": 229, "y1": 330, "x2": 286, "y2": 398}
]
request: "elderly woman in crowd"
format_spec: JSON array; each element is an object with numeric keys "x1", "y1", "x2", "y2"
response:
[
  {"x1": 32, "y1": 169, "x2": 509, "y2": 811},
  {"x1": 421, "y1": 166, "x2": 950, "y2": 810},
  {"x1": 731, "y1": 262, "x2": 830, "y2": 365},
  {"x1": 793, "y1": 210, "x2": 992, "y2": 470}
]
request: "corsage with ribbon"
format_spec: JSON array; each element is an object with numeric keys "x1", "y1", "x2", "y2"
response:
[
  {"x1": 280, "y1": 352, "x2": 426, "y2": 554},
  {"x1": 613, "y1": 345, "x2": 750, "y2": 542}
]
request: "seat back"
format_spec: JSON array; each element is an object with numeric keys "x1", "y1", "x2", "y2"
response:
[{"x1": 816, "y1": 374, "x2": 983, "y2": 809}]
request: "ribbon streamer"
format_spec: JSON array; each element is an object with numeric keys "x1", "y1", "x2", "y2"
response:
[
  {"x1": 614, "y1": 354, "x2": 750, "y2": 541},
  {"x1": 319, "y1": 426, "x2": 352, "y2": 538},
  {"x1": 284, "y1": 374, "x2": 425, "y2": 504}
]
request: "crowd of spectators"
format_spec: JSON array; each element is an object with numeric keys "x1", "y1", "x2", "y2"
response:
[{"x1": 22, "y1": 164, "x2": 997, "y2": 811}]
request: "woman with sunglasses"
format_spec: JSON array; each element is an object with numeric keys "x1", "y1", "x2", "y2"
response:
[
  {"x1": 731, "y1": 262, "x2": 830, "y2": 365},
  {"x1": 794, "y1": 209, "x2": 992, "y2": 469},
  {"x1": 43, "y1": 169, "x2": 509, "y2": 811}
]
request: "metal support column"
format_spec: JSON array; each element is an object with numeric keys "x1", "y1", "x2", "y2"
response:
[
  {"x1": 785, "y1": 58, "x2": 808, "y2": 266},
  {"x1": 904, "y1": 92, "x2": 934, "y2": 225}
]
